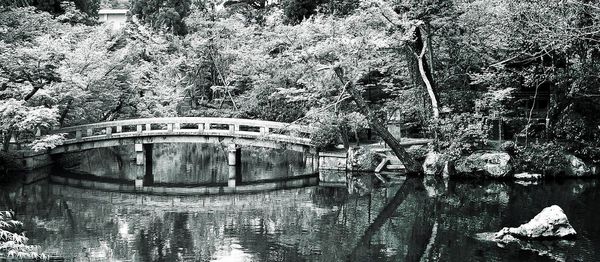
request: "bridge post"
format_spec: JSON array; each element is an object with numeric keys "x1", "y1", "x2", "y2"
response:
[
  {"x1": 136, "y1": 125, "x2": 142, "y2": 134},
  {"x1": 314, "y1": 151, "x2": 320, "y2": 171},
  {"x1": 135, "y1": 143, "x2": 144, "y2": 165},
  {"x1": 227, "y1": 144, "x2": 241, "y2": 187},
  {"x1": 75, "y1": 130, "x2": 82, "y2": 141},
  {"x1": 228, "y1": 165, "x2": 242, "y2": 187},
  {"x1": 134, "y1": 143, "x2": 153, "y2": 188},
  {"x1": 167, "y1": 123, "x2": 173, "y2": 132},
  {"x1": 227, "y1": 144, "x2": 241, "y2": 166}
]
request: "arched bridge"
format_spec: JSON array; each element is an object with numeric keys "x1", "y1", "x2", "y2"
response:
[
  {"x1": 47, "y1": 117, "x2": 320, "y2": 192},
  {"x1": 49, "y1": 117, "x2": 317, "y2": 154}
]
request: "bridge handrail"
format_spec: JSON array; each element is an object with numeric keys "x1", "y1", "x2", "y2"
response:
[
  {"x1": 49, "y1": 117, "x2": 316, "y2": 142},
  {"x1": 52, "y1": 117, "x2": 315, "y2": 133}
]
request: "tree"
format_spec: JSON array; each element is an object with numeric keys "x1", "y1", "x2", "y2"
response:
[
  {"x1": 0, "y1": 211, "x2": 44, "y2": 259},
  {"x1": 131, "y1": 0, "x2": 191, "y2": 35}
]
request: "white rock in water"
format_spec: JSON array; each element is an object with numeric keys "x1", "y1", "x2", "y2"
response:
[
  {"x1": 496, "y1": 205, "x2": 576, "y2": 240},
  {"x1": 422, "y1": 152, "x2": 443, "y2": 175},
  {"x1": 514, "y1": 172, "x2": 542, "y2": 181}
]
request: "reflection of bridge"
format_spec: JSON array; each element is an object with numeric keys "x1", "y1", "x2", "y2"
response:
[{"x1": 49, "y1": 117, "x2": 319, "y2": 189}]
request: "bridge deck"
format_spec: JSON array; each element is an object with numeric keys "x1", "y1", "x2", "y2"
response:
[{"x1": 49, "y1": 117, "x2": 317, "y2": 153}]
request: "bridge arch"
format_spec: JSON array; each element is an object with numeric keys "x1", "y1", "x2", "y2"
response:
[
  {"x1": 49, "y1": 117, "x2": 320, "y2": 190},
  {"x1": 49, "y1": 117, "x2": 317, "y2": 154}
]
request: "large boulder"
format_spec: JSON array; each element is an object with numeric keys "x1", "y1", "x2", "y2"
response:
[
  {"x1": 422, "y1": 152, "x2": 443, "y2": 175},
  {"x1": 456, "y1": 152, "x2": 512, "y2": 178},
  {"x1": 347, "y1": 147, "x2": 382, "y2": 171},
  {"x1": 565, "y1": 154, "x2": 591, "y2": 177},
  {"x1": 495, "y1": 205, "x2": 577, "y2": 240}
]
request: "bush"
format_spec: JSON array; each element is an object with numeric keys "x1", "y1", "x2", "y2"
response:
[
  {"x1": 0, "y1": 211, "x2": 45, "y2": 259},
  {"x1": 512, "y1": 142, "x2": 568, "y2": 175},
  {"x1": 429, "y1": 113, "x2": 490, "y2": 157},
  {"x1": 310, "y1": 124, "x2": 339, "y2": 150}
]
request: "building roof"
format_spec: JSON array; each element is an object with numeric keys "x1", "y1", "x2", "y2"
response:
[{"x1": 98, "y1": 9, "x2": 129, "y2": 15}]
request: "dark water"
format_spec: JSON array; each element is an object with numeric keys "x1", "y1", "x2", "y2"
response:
[{"x1": 2, "y1": 146, "x2": 600, "y2": 261}]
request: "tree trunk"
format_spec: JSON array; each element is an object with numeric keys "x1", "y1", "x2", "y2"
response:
[
  {"x1": 335, "y1": 67, "x2": 421, "y2": 174},
  {"x1": 2, "y1": 131, "x2": 11, "y2": 152},
  {"x1": 414, "y1": 28, "x2": 439, "y2": 119},
  {"x1": 339, "y1": 125, "x2": 350, "y2": 150},
  {"x1": 23, "y1": 85, "x2": 42, "y2": 101},
  {"x1": 348, "y1": 177, "x2": 423, "y2": 260},
  {"x1": 59, "y1": 98, "x2": 74, "y2": 127}
]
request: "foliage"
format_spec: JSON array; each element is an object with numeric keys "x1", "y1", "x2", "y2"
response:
[
  {"x1": 310, "y1": 119, "x2": 341, "y2": 150},
  {"x1": 0, "y1": 0, "x2": 599, "y2": 168},
  {"x1": 430, "y1": 113, "x2": 489, "y2": 157},
  {"x1": 0, "y1": 211, "x2": 44, "y2": 259},
  {"x1": 282, "y1": 0, "x2": 321, "y2": 24},
  {"x1": 29, "y1": 133, "x2": 65, "y2": 152},
  {"x1": 512, "y1": 142, "x2": 569, "y2": 175},
  {"x1": 131, "y1": 0, "x2": 191, "y2": 35},
  {"x1": 0, "y1": 98, "x2": 58, "y2": 134}
]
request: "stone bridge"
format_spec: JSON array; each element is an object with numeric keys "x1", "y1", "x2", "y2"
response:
[
  {"x1": 50, "y1": 117, "x2": 317, "y2": 154},
  {"x1": 48, "y1": 117, "x2": 319, "y2": 189}
]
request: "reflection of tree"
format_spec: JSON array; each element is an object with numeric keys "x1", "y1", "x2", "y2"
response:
[
  {"x1": 165, "y1": 213, "x2": 195, "y2": 261},
  {"x1": 348, "y1": 176, "x2": 429, "y2": 261},
  {"x1": 136, "y1": 213, "x2": 196, "y2": 262},
  {"x1": 223, "y1": 220, "x2": 306, "y2": 261},
  {"x1": 137, "y1": 217, "x2": 166, "y2": 262}
]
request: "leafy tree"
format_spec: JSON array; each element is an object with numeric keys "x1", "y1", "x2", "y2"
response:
[
  {"x1": 0, "y1": 211, "x2": 44, "y2": 259},
  {"x1": 131, "y1": 0, "x2": 191, "y2": 35},
  {"x1": 282, "y1": 0, "x2": 321, "y2": 24}
]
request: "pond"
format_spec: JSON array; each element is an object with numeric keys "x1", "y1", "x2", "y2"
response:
[{"x1": 1, "y1": 145, "x2": 600, "y2": 261}]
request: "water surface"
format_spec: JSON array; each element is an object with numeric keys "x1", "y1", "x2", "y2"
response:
[
  {"x1": 2, "y1": 178, "x2": 599, "y2": 261},
  {"x1": 2, "y1": 144, "x2": 600, "y2": 261}
]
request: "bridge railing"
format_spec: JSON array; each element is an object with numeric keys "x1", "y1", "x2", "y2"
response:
[{"x1": 50, "y1": 117, "x2": 316, "y2": 145}]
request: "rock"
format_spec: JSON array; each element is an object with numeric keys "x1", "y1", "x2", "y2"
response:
[
  {"x1": 565, "y1": 154, "x2": 591, "y2": 177},
  {"x1": 422, "y1": 152, "x2": 443, "y2": 175},
  {"x1": 347, "y1": 147, "x2": 382, "y2": 171},
  {"x1": 456, "y1": 152, "x2": 512, "y2": 178},
  {"x1": 514, "y1": 172, "x2": 543, "y2": 181},
  {"x1": 495, "y1": 205, "x2": 576, "y2": 240},
  {"x1": 422, "y1": 152, "x2": 453, "y2": 177},
  {"x1": 475, "y1": 232, "x2": 575, "y2": 262}
]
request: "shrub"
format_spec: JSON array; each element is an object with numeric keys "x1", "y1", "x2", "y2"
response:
[
  {"x1": 310, "y1": 123, "x2": 339, "y2": 150},
  {"x1": 429, "y1": 113, "x2": 490, "y2": 157},
  {"x1": 0, "y1": 211, "x2": 45, "y2": 259},
  {"x1": 512, "y1": 142, "x2": 568, "y2": 175}
]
